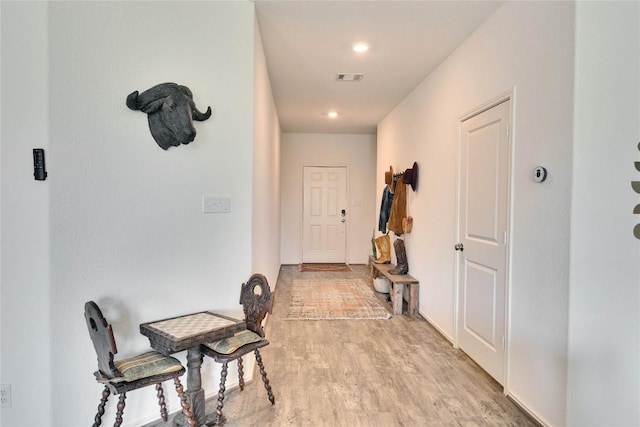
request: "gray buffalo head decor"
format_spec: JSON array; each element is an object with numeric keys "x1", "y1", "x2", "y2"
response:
[{"x1": 126, "y1": 82, "x2": 212, "y2": 150}]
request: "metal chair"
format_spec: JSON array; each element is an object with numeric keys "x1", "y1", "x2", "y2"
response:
[
  {"x1": 201, "y1": 274, "x2": 275, "y2": 425},
  {"x1": 84, "y1": 301, "x2": 196, "y2": 427}
]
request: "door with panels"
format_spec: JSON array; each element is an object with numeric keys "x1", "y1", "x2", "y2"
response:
[
  {"x1": 302, "y1": 166, "x2": 347, "y2": 263},
  {"x1": 457, "y1": 99, "x2": 511, "y2": 385}
]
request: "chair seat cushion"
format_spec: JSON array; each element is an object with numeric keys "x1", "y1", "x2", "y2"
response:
[
  {"x1": 203, "y1": 329, "x2": 263, "y2": 355},
  {"x1": 114, "y1": 351, "x2": 183, "y2": 382}
]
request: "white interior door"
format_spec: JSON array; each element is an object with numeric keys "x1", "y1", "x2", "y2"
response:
[
  {"x1": 302, "y1": 166, "x2": 347, "y2": 263},
  {"x1": 457, "y1": 99, "x2": 511, "y2": 385}
]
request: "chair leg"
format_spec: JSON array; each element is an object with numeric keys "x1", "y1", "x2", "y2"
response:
[
  {"x1": 215, "y1": 362, "x2": 228, "y2": 425},
  {"x1": 114, "y1": 393, "x2": 126, "y2": 427},
  {"x1": 237, "y1": 356, "x2": 245, "y2": 391},
  {"x1": 93, "y1": 386, "x2": 110, "y2": 427},
  {"x1": 255, "y1": 349, "x2": 275, "y2": 405},
  {"x1": 155, "y1": 383, "x2": 168, "y2": 422},
  {"x1": 174, "y1": 377, "x2": 196, "y2": 427}
]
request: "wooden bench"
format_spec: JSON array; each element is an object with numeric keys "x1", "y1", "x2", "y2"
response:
[{"x1": 369, "y1": 256, "x2": 419, "y2": 315}]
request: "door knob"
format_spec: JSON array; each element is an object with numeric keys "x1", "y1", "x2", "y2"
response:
[
  {"x1": 341, "y1": 219, "x2": 346, "y2": 223},
  {"x1": 454, "y1": 243, "x2": 464, "y2": 251}
]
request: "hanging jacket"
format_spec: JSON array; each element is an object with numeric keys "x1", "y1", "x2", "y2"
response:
[{"x1": 378, "y1": 185, "x2": 394, "y2": 233}]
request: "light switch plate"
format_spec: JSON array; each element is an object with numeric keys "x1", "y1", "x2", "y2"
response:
[
  {"x1": 202, "y1": 196, "x2": 231, "y2": 213},
  {"x1": 1, "y1": 384, "x2": 11, "y2": 408}
]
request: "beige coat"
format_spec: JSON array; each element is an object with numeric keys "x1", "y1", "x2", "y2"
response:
[{"x1": 387, "y1": 177, "x2": 406, "y2": 235}]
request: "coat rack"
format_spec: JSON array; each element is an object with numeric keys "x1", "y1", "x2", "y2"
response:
[{"x1": 385, "y1": 162, "x2": 419, "y2": 192}]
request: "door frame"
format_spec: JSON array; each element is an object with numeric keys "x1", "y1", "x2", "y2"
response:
[
  {"x1": 299, "y1": 163, "x2": 350, "y2": 264},
  {"x1": 454, "y1": 89, "x2": 515, "y2": 389}
]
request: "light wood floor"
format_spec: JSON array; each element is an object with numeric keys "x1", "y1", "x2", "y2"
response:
[{"x1": 204, "y1": 264, "x2": 537, "y2": 427}]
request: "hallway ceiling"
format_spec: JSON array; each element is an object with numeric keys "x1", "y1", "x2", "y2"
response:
[{"x1": 254, "y1": 1, "x2": 503, "y2": 135}]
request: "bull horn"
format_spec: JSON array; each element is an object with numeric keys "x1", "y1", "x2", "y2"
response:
[
  {"x1": 126, "y1": 91, "x2": 140, "y2": 110},
  {"x1": 193, "y1": 106, "x2": 212, "y2": 121},
  {"x1": 127, "y1": 82, "x2": 180, "y2": 111}
]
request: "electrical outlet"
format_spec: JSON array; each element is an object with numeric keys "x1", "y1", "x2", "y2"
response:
[{"x1": 0, "y1": 384, "x2": 11, "y2": 408}]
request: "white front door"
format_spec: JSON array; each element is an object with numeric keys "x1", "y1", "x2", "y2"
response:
[
  {"x1": 302, "y1": 166, "x2": 347, "y2": 263},
  {"x1": 457, "y1": 99, "x2": 511, "y2": 385}
]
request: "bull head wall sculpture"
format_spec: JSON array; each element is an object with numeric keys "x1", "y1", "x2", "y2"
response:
[{"x1": 126, "y1": 82, "x2": 212, "y2": 150}]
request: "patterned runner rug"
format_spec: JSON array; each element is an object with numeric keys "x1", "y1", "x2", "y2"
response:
[
  {"x1": 300, "y1": 263, "x2": 352, "y2": 272},
  {"x1": 286, "y1": 278, "x2": 391, "y2": 320}
]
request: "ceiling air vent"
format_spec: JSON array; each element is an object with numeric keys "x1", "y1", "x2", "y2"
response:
[{"x1": 336, "y1": 73, "x2": 364, "y2": 82}]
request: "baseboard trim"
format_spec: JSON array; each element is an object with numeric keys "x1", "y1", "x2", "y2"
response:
[
  {"x1": 506, "y1": 393, "x2": 547, "y2": 427},
  {"x1": 423, "y1": 313, "x2": 455, "y2": 344}
]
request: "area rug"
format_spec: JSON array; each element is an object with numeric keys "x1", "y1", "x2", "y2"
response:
[
  {"x1": 286, "y1": 278, "x2": 391, "y2": 320},
  {"x1": 300, "y1": 263, "x2": 352, "y2": 272}
]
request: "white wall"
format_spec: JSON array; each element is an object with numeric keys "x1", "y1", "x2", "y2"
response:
[
  {"x1": 1, "y1": 1, "x2": 281, "y2": 426},
  {"x1": 280, "y1": 133, "x2": 377, "y2": 265},
  {"x1": 377, "y1": 2, "x2": 575, "y2": 425},
  {"x1": 568, "y1": 2, "x2": 640, "y2": 425},
  {"x1": 253, "y1": 16, "x2": 282, "y2": 286},
  {"x1": 1, "y1": 2, "x2": 52, "y2": 425}
]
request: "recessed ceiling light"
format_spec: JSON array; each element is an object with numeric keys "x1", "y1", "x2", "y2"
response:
[
  {"x1": 353, "y1": 43, "x2": 369, "y2": 53},
  {"x1": 327, "y1": 111, "x2": 338, "y2": 119}
]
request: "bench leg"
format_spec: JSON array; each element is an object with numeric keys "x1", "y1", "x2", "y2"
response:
[
  {"x1": 391, "y1": 282, "x2": 403, "y2": 315},
  {"x1": 408, "y1": 283, "x2": 419, "y2": 315},
  {"x1": 371, "y1": 265, "x2": 380, "y2": 280}
]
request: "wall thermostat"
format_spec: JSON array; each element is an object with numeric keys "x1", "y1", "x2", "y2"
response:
[{"x1": 533, "y1": 166, "x2": 547, "y2": 183}]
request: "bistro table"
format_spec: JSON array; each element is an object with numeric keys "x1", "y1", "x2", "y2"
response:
[{"x1": 140, "y1": 311, "x2": 246, "y2": 426}]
